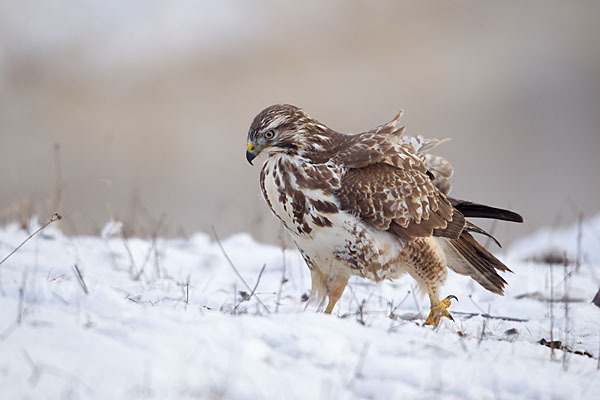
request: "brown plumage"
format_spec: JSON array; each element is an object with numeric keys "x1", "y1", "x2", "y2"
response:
[{"x1": 246, "y1": 104, "x2": 523, "y2": 325}]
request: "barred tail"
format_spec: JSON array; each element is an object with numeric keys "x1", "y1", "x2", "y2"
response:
[{"x1": 438, "y1": 232, "x2": 512, "y2": 295}]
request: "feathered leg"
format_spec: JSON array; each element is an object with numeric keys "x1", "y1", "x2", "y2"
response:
[
  {"x1": 305, "y1": 268, "x2": 348, "y2": 314},
  {"x1": 324, "y1": 277, "x2": 349, "y2": 314},
  {"x1": 406, "y1": 238, "x2": 457, "y2": 326},
  {"x1": 305, "y1": 268, "x2": 327, "y2": 311}
]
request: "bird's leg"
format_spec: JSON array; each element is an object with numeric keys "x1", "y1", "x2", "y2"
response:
[
  {"x1": 305, "y1": 268, "x2": 328, "y2": 311},
  {"x1": 324, "y1": 277, "x2": 349, "y2": 314},
  {"x1": 424, "y1": 294, "x2": 458, "y2": 326}
]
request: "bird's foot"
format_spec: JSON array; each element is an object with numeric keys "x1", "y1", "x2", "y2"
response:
[{"x1": 424, "y1": 295, "x2": 458, "y2": 326}]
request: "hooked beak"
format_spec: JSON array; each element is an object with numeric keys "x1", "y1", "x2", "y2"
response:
[
  {"x1": 246, "y1": 141, "x2": 257, "y2": 165},
  {"x1": 246, "y1": 140, "x2": 273, "y2": 165}
]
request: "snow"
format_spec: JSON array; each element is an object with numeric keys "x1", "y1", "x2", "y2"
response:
[{"x1": 1, "y1": 217, "x2": 599, "y2": 399}]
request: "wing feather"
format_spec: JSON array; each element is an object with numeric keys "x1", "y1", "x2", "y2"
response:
[
  {"x1": 332, "y1": 114, "x2": 466, "y2": 241},
  {"x1": 336, "y1": 161, "x2": 459, "y2": 241}
]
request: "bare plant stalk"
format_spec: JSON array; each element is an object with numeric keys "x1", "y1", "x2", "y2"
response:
[
  {"x1": 562, "y1": 253, "x2": 569, "y2": 370},
  {"x1": 477, "y1": 305, "x2": 491, "y2": 347},
  {"x1": 549, "y1": 261, "x2": 555, "y2": 361},
  {"x1": 50, "y1": 143, "x2": 63, "y2": 213},
  {"x1": 17, "y1": 269, "x2": 28, "y2": 324},
  {"x1": 135, "y1": 214, "x2": 165, "y2": 281},
  {"x1": 234, "y1": 264, "x2": 267, "y2": 313},
  {"x1": 410, "y1": 284, "x2": 422, "y2": 319},
  {"x1": 275, "y1": 223, "x2": 287, "y2": 313},
  {"x1": 0, "y1": 213, "x2": 62, "y2": 267},
  {"x1": 452, "y1": 311, "x2": 528, "y2": 322},
  {"x1": 575, "y1": 213, "x2": 583, "y2": 273},
  {"x1": 185, "y1": 276, "x2": 190, "y2": 305},
  {"x1": 106, "y1": 203, "x2": 138, "y2": 279},
  {"x1": 72, "y1": 264, "x2": 89, "y2": 295},
  {"x1": 232, "y1": 282, "x2": 237, "y2": 315},
  {"x1": 211, "y1": 226, "x2": 270, "y2": 314},
  {"x1": 348, "y1": 343, "x2": 370, "y2": 389}
]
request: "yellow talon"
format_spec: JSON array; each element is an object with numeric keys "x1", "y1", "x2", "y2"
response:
[{"x1": 424, "y1": 295, "x2": 457, "y2": 326}]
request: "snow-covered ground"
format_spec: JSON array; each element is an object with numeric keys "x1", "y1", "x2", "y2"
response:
[{"x1": 1, "y1": 217, "x2": 599, "y2": 399}]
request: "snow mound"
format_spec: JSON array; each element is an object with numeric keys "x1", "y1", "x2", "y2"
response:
[{"x1": 0, "y1": 220, "x2": 599, "y2": 399}]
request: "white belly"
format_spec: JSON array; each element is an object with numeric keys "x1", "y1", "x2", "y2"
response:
[{"x1": 260, "y1": 154, "x2": 408, "y2": 281}]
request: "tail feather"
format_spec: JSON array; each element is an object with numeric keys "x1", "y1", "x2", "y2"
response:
[
  {"x1": 439, "y1": 232, "x2": 512, "y2": 295},
  {"x1": 449, "y1": 198, "x2": 524, "y2": 223},
  {"x1": 464, "y1": 221, "x2": 502, "y2": 248}
]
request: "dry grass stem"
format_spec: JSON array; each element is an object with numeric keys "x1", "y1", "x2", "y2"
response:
[
  {"x1": 275, "y1": 223, "x2": 287, "y2": 313},
  {"x1": 575, "y1": 213, "x2": 583, "y2": 273},
  {"x1": 106, "y1": 203, "x2": 138, "y2": 279},
  {"x1": 549, "y1": 261, "x2": 555, "y2": 360},
  {"x1": 477, "y1": 305, "x2": 491, "y2": 347},
  {"x1": 211, "y1": 226, "x2": 270, "y2": 314},
  {"x1": 235, "y1": 263, "x2": 267, "y2": 313},
  {"x1": 0, "y1": 213, "x2": 62, "y2": 267},
  {"x1": 452, "y1": 311, "x2": 528, "y2": 323},
  {"x1": 17, "y1": 269, "x2": 28, "y2": 324},
  {"x1": 348, "y1": 343, "x2": 370, "y2": 389},
  {"x1": 50, "y1": 143, "x2": 63, "y2": 214},
  {"x1": 72, "y1": 264, "x2": 89, "y2": 295},
  {"x1": 562, "y1": 253, "x2": 570, "y2": 370}
]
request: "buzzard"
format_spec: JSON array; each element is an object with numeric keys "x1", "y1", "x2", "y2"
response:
[{"x1": 245, "y1": 104, "x2": 523, "y2": 325}]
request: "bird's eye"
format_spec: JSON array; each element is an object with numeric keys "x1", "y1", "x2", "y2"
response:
[{"x1": 264, "y1": 130, "x2": 275, "y2": 139}]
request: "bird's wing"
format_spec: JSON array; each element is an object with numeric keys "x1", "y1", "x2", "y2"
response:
[
  {"x1": 335, "y1": 158, "x2": 464, "y2": 242},
  {"x1": 332, "y1": 109, "x2": 454, "y2": 195}
]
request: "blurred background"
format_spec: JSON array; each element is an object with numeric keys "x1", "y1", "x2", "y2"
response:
[{"x1": 1, "y1": 0, "x2": 599, "y2": 246}]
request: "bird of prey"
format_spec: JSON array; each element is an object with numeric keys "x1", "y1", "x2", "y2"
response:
[{"x1": 245, "y1": 104, "x2": 523, "y2": 325}]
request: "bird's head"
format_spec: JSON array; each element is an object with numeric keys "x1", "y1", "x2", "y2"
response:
[{"x1": 246, "y1": 104, "x2": 316, "y2": 165}]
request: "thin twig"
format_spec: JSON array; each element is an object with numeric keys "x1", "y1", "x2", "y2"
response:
[
  {"x1": 72, "y1": 264, "x2": 89, "y2": 295},
  {"x1": 389, "y1": 290, "x2": 412, "y2": 320},
  {"x1": 410, "y1": 284, "x2": 422, "y2": 318},
  {"x1": 50, "y1": 143, "x2": 63, "y2": 213},
  {"x1": 275, "y1": 223, "x2": 287, "y2": 313},
  {"x1": 451, "y1": 311, "x2": 528, "y2": 322},
  {"x1": 248, "y1": 264, "x2": 267, "y2": 300},
  {"x1": 211, "y1": 226, "x2": 270, "y2": 314},
  {"x1": 0, "y1": 321, "x2": 17, "y2": 341},
  {"x1": 477, "y1": 305, "x2": 491, "y2": 347},
  {"x1": 348, "y1": 343, "x2": 370, "y2": 389},
  {"x1": 185, "y1": 276, "x2": 190, "y2": 305},
  {"x1": 17, "y1": 269, "x2": 28, "y2": 324},
  {"x1": 575, "y1": 213, "x2": 583, "y2": 273},
  {"x1": 563, "y1": 253, "x2": 570, "y2": 370},
  {"x1": 597, "y1": 330, "x2": 600, "y2": 370},
  {"x1": 232, "y1": 282, "x2": 237, "y2": 316},
  {"x1": 0, "y1": 213, "x2": 62, "y2": 267},
  {"x1": 468, "y1": 294, "x2": 488, "y2": 315},
  {"x1": 134, "y1": 214, "x2": 166, "y2": 281},
  {"x1": 106, "y1": 203, "x2": 138, "y2": 279},
  {"x1": 235, "y1": 264, "x2": 267, "y2": 313},
  {"x1": 23, "y1": 349, "x2": 42, "y2": 386},
  {"x1": 550, "y1": 261, "x2": 555, "y2": 361}
]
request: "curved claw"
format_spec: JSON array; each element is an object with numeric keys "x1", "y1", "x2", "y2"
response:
[{"x1": 425, "y1": 295, "x2": 457, "y2": 326}]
